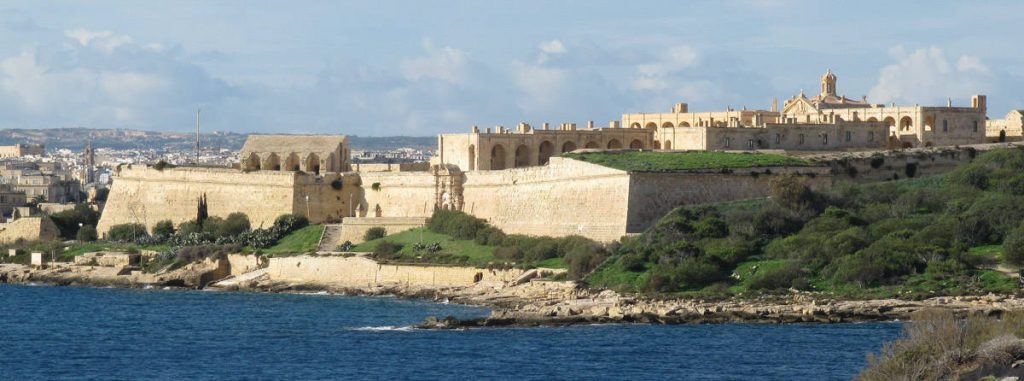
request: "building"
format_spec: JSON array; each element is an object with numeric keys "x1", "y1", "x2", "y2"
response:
[
  {"x1": 238, "y1": 135, "x2": 350, "y2": 174},
  {"x1": 987, "y1": 110, "x2": 1024, "y2": 142},
  {"x1": 0, "y1": 144, "x2": 45, "y2": 158}
]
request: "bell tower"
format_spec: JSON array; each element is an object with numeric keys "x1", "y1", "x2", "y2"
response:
[{"x1": 820, "y1": 69, "x2": 837, "y2": 96}]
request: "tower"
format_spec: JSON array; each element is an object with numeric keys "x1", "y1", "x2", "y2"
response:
[
  {"x1": 84, "y1": 140, "x2": 95, "y2": 184},
  {"x1": 820, "y1": 69, "x2": 837, "y2": 96}
]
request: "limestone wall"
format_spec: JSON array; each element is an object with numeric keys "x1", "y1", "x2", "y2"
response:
[
  {"x1": 98, "y1": 166, "x2": 300, "y2": 235},
  {"x1": 226, "y1": 254, "x2": 263, "y2": 276},
  {"x1": 352, "y1": 163, "x2": 430, "y2": 172},
  {"x1": 356, "y1": 171, "x2": 436, "y2": 218},
  {"x1": 462, "y1": 157, "x2": 631, "y2": 241},
  {"x1": 267, "y1": 255, "x2": 523, "y2": 288},
  {"x1": 0, "y1": 216, "x2": 59, "y2": 243},
  {"x1": 339, "y1": 217, "x2": 427, "y2": 244}
]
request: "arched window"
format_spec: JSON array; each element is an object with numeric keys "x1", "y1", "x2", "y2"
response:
[
  {"x1": 515, "y1": 144, "x2": 531, "y2": 167},
  {"x1": 491, "y1": 144, "x2": 507, "y2": 170},
  {"x1": 538, "y1": 141, "x2": 554, "y2": 165},
  {"x1": 561, "y1": 141, "x2": 577, "y2": 153},
  {"x1": 607, "y1": 139, "x2": 622, "y2": 149},
  {"x1": 629, "y1": 139, "x2": 643, "y2": 149}
]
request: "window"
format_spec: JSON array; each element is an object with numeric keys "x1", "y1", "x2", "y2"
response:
[
  {"x1": 974, "y1": 121, "x2": 979, "y2": 132},
  {"x1": 822, "y1": 134, "x2": 828, "y2": 145},
  {"x1": 942, "y1": 120, "x2": 948, "y2": 133},
  {"x1": 798, "y1": 134, "x2": 805, "y2": 145},
  {"x1": 724, "y1": 137, "x2": 731, "y2": 148},
  {"x1": 775, "y1": 134, "x2": 781, "y2": 144},
  {"x1": 747, "y1": 139, "x2": 754, "y2": 149},
  {"x1": 868, "y1": 132, "x2": 875, "y2": 141},
  {"x1": 845, "y1": 131, "x2": 852, "y2": 142}
]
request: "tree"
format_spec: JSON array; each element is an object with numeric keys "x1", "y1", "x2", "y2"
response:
[
  {"x1": 153, "y1": 220, "x2": 175, "y2": 237},
  {"x1": 76, "y1": 225, "x2": 98, "y2": 242},
  {"x1": 1004, "y1": 225, "x2": 1024, "y2": 267}
]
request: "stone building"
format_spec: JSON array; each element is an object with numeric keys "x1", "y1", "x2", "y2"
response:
[
  {"x1": 986, "y1": 110, "x2": 1024, "y2": 142},
  {"x1": 0, "y1": 144, "x2": 44, "y2": 158},
  {"x1": 437, "y1": 122, "x2": 652, "y2": 171},
  {"x1": 238, "y1": 135, "x2": 350, "y2": 174}
]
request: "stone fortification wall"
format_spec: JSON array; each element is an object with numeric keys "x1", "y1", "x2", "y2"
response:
[
  {"x1": 339, "y1": 217, "x2": 427, "y2": 244},
  {"x1": 352, "y1": 163, "x2": 430, "y2": 172},
  {"x1": 226, "y1": 254, "x2": 263, "y2": 276},
  {"x1": 0, "y1": 216, "x2": 59, "y2": 243},
  {"x1": 98, "y1": 166, "x2": 298, "y2": 235},
  {"x1": 293, "y1": 173, "x2": 359, "y2": 225},
  {"x1": 356, "y1": 171, "x2": 436, "y2": 218},
  {"x1": 462, "y1": 157, "x2": 631, "y2": 241},
  {"x1": 267, "y1": 255, "x2": 522, "y2": 288}
]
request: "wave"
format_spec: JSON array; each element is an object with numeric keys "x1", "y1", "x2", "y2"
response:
[{"x1": 350, "y1": 325, "x2": 415, "y2": 332}]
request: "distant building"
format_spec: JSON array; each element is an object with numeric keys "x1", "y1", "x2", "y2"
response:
[{"x1": 0, "y1": 144, "x2": 44, "y2": 158}]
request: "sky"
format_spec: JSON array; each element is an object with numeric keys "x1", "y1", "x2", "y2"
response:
[{"x1": 1, "y1": 0, "x2": 1022, "y2": 136}]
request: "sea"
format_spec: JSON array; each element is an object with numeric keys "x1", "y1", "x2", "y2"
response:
[{"x1": 0, "y1": 284, "x2": 902, "y2": 380}]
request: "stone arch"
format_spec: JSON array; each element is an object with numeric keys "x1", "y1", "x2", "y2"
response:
[
  {"x1": 561, "y1": 141, "x2": 577, "y2": 153},
  {"x1": 664, "y1": 140, "x2": 672, "y2": 150},
  {"x1": 867, "y1": 117, "x2": 878, "y2": 122},
  {"x1": 883, "y1": 117, "x2": 897, "y2": 134},
  {"x1": 629, "y1": 122, "x2": 641, "y2": 129},
  {"x1": 468, "y1": 145, "x2": 476, "y2": 171},
  {"x1": 263, "y1": 153, "x2": 281, "y2": 171},
  {"x1": 607, "y1": 139, "x2": 622, "y2": 149},
  {"x1": 538, "y1": 141, "x2": 554, "y2": 165},
  {"x1": 325, "y1": 153, "x2": 337, "y2": 172},
  {"x1": 899, "y1": 116, "x2": 913, "y2": 131},
  {"x1": 653, "y1": 141, "x2": 661, "y2": 149},
  {"x1": 285, "y1": 153, "x2": 301, "y2": 171},
  {"x1": 924, "y1": 115, "x2": 935, "y2": 131},
  {"x1": 644, "y1": 122, "x2": 657, "y2": 129},
  {"x1": 491, "y1": 144, "x2": 507, "y2": 170},
  {"x1": 679, "y1": 122, "x2": 691, "y2": 127},
  {"x1": 244, "y1": 152, "x2": 261, "y2": 171},
  {"x1": 304, "y1": 153, "x2": 321, "y2": 175},
  {"x1": 514, "y1": 144, "x2": 531, "y2": 167},
  {"x1": 584, "y1": 141, "x2": 599, "y2": 149},
  {"x1": 662, "y1": 122, "x2": 674, "y2": 128},
  {"x1": 629, "y1": 139, "x2": 644, "y2": 149}
]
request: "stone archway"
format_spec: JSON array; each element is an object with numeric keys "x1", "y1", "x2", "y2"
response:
[
  {"x1": 263, "y1": 153, "x2": 281, "y2": 171},
  {"x1": 468, "y1": 145, "x2": 476, "y2": 171},
  {"x1": 491, "y1": 144, "x2": 507, "y2": 170},
  {"x1": 899, "y1": 116, "x2": 913, "y2": 132},
  {"x1": 629, "y1": 139, "x2": 643, "y2": 149},
  {"x1": 561, "y1": 141, "x2": 577, "y2": 153},
  {"x1": 607, "y1": 139, "x2": 622, "y2": 149},
  {"x1": 883, "y1": 117, "x2": 897, "y2": 134},
  {"x1": 245, "y1": 152, "x2": 261, "y2": 171},
  {"x1": 285, "y1": 153, "x2": 301, "y2": 171},
  {"x1": 629, "y1": 122, "x2": 641, "y2": 129},
  {"x1": 514, "y1": 144, "x2": 531, "y2": 167},
  {"x1": 867, "y1": 117, "x2": 878, "y2": 122},
  {"x1": 584, "y1": 141, "x2": 599, "y2": 149},
  {"x1": 305, "y1": 153, "x2": 321, "y2": 175},
  {"x1": 679, "y1": 122, "x2": 691, "y2": 127},
  {"x1": 662, "y1": 122, "x2": 674, "y2": 128},
  {"x1": 644, "y1": 122, "x2": 657, "y2": 129},
  {"x1": 664, "y1": 140, "x2": 672, "y2": 150},
  {"x1": 538, "y1": 141, "x2": 554, "y2": 165}
]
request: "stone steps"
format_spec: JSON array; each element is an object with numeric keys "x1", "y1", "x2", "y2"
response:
[{"x1": 316, "y1": 224, "x2": 344, "y2": 253}]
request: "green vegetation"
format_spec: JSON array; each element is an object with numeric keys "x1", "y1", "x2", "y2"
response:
[
  {"x1": 49, "y1": 204, "x2": 100, "y2": 239},
  {"x1": 363, "y1": 226, "x2": 387, "y2": 242},
  {"x1": 354, "y1": 210, "x2": 607, "y2": 277},
  {"x1": 859, "y1": 309, "x2": 1024, "y2": 381},
  {"x1": 588, "y1": 147, "x2": 1024, "y2": 298},
  {"x1": 75, "y1": 225, "x2": 98, "y2": 242},
  {"x1": 563, "y1": 151, "x2": 811, "y2": 172},
  {"x1": 107, "y1": 223, "x2": 149, "y2": 242},
  {"x1": 262, "y1": 224, "x2": 324, "y2": 255}
]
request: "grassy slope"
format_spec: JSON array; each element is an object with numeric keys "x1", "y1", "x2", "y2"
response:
[
  {"x1": 263, "y1": 224, "x2": 325, "y2": 255},
  {"x1": 563, "y1": 151, "x2": 811, "y2": 172},
  {"x1": 352, "y1": 228, "x2": 499, "y2": 266}
]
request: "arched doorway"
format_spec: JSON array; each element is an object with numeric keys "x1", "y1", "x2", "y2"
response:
[
  {"x1": 285, "y1": 153, "x2": 301, "y2": 171},
  {"x1": 607, "y1": 139, "x2": 622, "y2": 149},
  {"x1": 664, "y1": 140, "x2": 672, "y2": 150},
  {"x1": 263, "y1": 153, "x2": 281, "y2": 171},
  {"x1": 491, "y1": 144, "x2": 507, "y2": 170},
  {"x1": 679, "y1": 122, "x2": 691, "y2": 127},
  {"x1": 924, "y1": 115, "x2": 935, "y2": 131},
  {"x1": 245, "y1": 153, "x2": 261, "y2": 171},
  {"x1": 304, "y1": 153, "x2": 321, "y2": 175},
  {"x1": 514, "y1": 145, "x2": 531, "y2": 167},
  {"x1": 899, "y1": 116, "x2": 913, "y2": 132},
  {"x1": 467, "y1": 145, "x2": 476, "y2": 171},
  {"x1": 538, "y1": 141, "x2": 554, "y2": 165},
  {"x1": 561, "y1": 141, "x2": 577, "y2": 153},
  {"x1": 661, "y1": 122, "x2": 674, "y2": 128},
  {"x1": 629, "y1": 122, "x2": 641, "y2": 129},
  {"x1": 883, "y1": 117, "x2": 896, "y2": 134},
  {"x1": 629, "y1": 139, "x2": 643, "y2": 149},
  {"x1": 584, "y1": 141, "x2": 599, "y2": 149},
  {"x1": 653, "y1": 141, "x2": 661, "y2": 149}
]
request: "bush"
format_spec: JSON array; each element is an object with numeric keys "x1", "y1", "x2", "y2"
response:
[
  {"x1": 904, "y1": 162, "x2": 919, "y2": 178},
  {"x1": 373, "y1": 241, "x2": 403, "y2": 257},
  {"x1": 364, "y1": 227, "x2": 387, "y2": 241},
  {"x1": 1004, "y1": 225, "x2": 1024, "y2": 267},
  {"x1": 107, "y1": 223, "x2": 148, "y2": 242},
  {"x1": 427, "y1": 209, "x2": 488, "y2": 240},
  {"x1": 175, "y1": 244, "x2": 238, "y2": 263},
  {"x1": 474, "y1": 226, "x2": 506, "y2": 246},
  {"x1": 153, "y1": 220, "x2": 175, "y2": 237},
  {"x1": 217, "y1": 213, "x2": 251, "y2": 238},
  {"x1": 49, "y1": 204, "x2": 99, "y2": 239},
  {"x1": 273, "y1": 214, "x2": 309, "y2": 233},
  {"x1": 869, "y1": 155, "x2": 885, "y2": 169},
  {"x1": 76, "y1": 225, "x2": 98, "y2": 242},
  {"x1": 493, "y1": 246, "x2": 523, "y2": 261},
  {"x1": 748, "y1": 261, "x2": 804, "y2": 290}
]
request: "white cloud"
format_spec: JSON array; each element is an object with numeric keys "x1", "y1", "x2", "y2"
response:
[
  {"x1": 631, "y1": 45, "x2": 699, "y2": 91},
  {"x1": 399, "y1": 40, "x2": 469, "y2": 85},
  {"x1": 64, "y1": 28, "x2": 132, "y2": 53},
  {"x1": 868, "y1": 46, "x2": 992, "y2": 105},
  {"x1": 539, "y1": 40, "x2": 565, "y2": 54}
]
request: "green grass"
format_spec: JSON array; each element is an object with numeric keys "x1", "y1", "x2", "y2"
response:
[
  {"x1": 728, "y1": 259, "x2": 790, "y2": 293},
  {"x1": 968, "y1": 245, "x2": 1003, "y2": 263},
  {"x1": 585, "y1": 258, "x2": 646, "y2": 292},
  {"x1": 352, "y1": 228, "x2": 497, "y2": 266},
  {"x1": 536, "y1": 257, "x2": 567, "y2": 269},
  {"x1": 563, "y1": 151, "x2": 812, "y2": 172},
  {"x1": 262, "y1": 224, "x2": 325, "y2": 255}
]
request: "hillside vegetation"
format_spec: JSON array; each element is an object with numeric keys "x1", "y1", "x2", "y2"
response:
[
  {"x1": 588, "y1": 147, "x2": 1024, "y2": 299},
  {"x1": 563, "y1": 151, "x2": 811, "y2": 172}
]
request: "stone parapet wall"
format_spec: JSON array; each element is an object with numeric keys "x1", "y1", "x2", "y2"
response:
[
  {"x1": 267, "y1": 255, "x2": 523, "y2": 288},
  {"x1": 0, "y1": 216, "x2": 59, "y2": 244},
  {"x1": 339, "y1": 217, "x2": 427, "y2": 244}
]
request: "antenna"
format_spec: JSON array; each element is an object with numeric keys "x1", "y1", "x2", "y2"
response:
[{"x1": 195, "y1": 108, "x2": 201, "y2": 164}]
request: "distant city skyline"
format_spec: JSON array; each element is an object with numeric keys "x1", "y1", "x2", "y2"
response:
[{"x1": 0, "y1": 0, "x2": 1022, "y2": 136}]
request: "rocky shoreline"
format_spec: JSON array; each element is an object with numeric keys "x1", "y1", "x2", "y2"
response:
[{"x1": 3, "y1": 262, "x2": 1021, "y2": 328}]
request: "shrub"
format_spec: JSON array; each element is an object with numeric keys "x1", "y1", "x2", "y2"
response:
[
  {"x1": 217, "y1": 213, "x2": 251, "y2": 237},
  {"x1": 1004, "y1": 225, "x2": 1024, "y2": 266},
  {"x1": 153, "y1": 220, "x2": 175, "y2": 237},
  {"x1": 153, "y1": 160, "x2": 176, "y2": 171},
  {"x1": 999, "y1": 129, "x2": 1007, "y2": 142},
  {"x1": 371, "y1": 182, "x2": 381, "y2": 191},
  {"x1": 364, "y1": 227, "x2": 387, "y2": 241},
  {"x1": 869, "y1": 155, "x2": 885, "y2": 169},
  {"x1": 49, "y1": 204, "x2": 100, "y2": 239},
  {"x1": 493, "y1": 246, "x2": 523, "y2": 261},
  {"x1": 76, "y1": 224, "x2": 98, "y2": 242},
  {"x1": 474, "y1": 226, "x2": 506, "y2": 246},
  {"x1": 273, "y1": 214, "x2": 309, "y2": 233},
  {"x1": 107, "y1": 223, "x2": 148, "y2": 242},
  {"x1": 427, "y1": 209, "x2": 488, "y2": 240},
  {"x1": 373, "y1": 241, "x2": 403, "y2": 257},
  {"x1": 904, "y1": 162, "x2": 918, "y2": 178},
  {"x1": 175, "y1": 244, "x2": 239, "y2": 263},
  {"x1": 748, "y1": 261, "x2": 804, "y2": 290}
]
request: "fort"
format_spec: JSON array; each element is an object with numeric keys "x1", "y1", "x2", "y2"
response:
[{"x1": 96, "y1": 70, "x2": 1023, "y2": 243}]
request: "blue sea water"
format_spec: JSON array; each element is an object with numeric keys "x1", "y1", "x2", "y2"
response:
[{"x1": 0, "y1": 285, "x2": 902, "y2": 380}]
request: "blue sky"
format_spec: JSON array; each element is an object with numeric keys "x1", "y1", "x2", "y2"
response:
[{"x1": 1, "y1": 0, "x2": 1022, "y2": 136}]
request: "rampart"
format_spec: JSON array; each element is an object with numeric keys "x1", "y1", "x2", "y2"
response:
[
  {"x1": 0, "y1": 216, "x2": 59, "y2": 243},
  {"x1": 266, "y1": 255, "x2": 522, "y2": 288},
  {"x1": 339, "y1": 217, "x2": 427, "y2": 244}
]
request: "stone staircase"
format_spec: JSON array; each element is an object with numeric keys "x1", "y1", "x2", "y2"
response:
[{"x1": 316, "y1": 224, "x2": 344, "y2": 253}]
